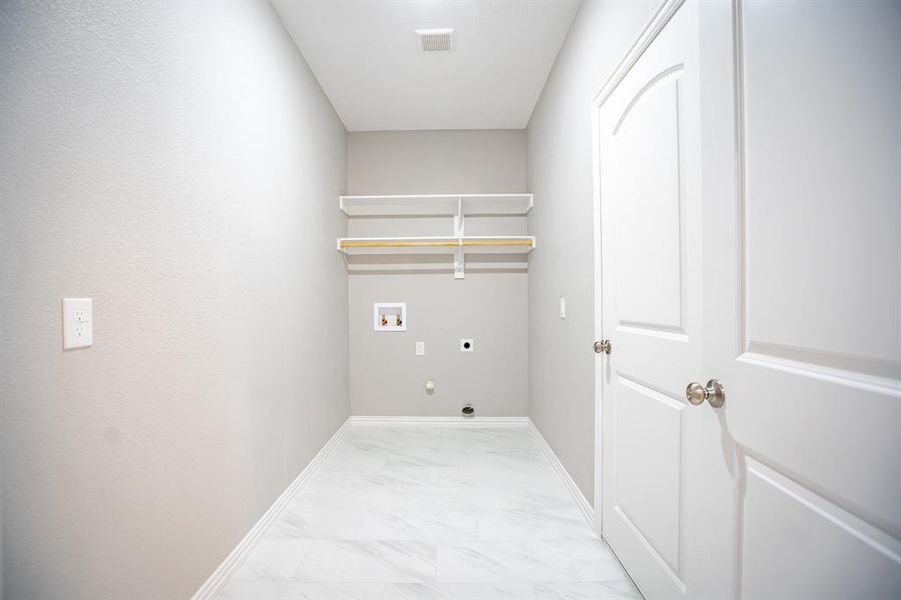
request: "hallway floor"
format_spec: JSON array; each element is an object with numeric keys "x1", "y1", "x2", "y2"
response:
[{"x1": 219, "y1": 425, "x2": 640, "y2": 599}]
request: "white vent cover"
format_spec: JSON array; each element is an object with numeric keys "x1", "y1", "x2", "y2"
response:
[{"x1": 416, "y1": 28, "x2": 454, "y2": 53}]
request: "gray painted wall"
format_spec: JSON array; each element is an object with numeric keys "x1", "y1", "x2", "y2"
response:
[
  {"x1": 347, "y1": 131, "x2": 529, "y2": 417},
  {"x1": 347, "y1": 131, "x2": 528, "y2": 195},
  {"x1": 0, "y1": 1, "x2": 348, "y2": 598},
  {"x1": 526, "y1": 0, "x2": 660, "y2": 503}
]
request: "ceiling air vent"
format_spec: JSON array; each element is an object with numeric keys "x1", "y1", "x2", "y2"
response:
[{"x1": 416, "y1": 28, "x2": 454, "y2": 53}]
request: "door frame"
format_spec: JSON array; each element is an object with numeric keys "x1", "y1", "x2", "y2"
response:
[{"x1": 590, "y1": 0, "x2": 687, "y2": 538}]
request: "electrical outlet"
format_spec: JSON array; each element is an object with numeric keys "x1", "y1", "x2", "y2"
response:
[
  {"x1": 559, "y1": 297, "x2": 566, "y2": 319},
  {"x1": 63, "y1": 298, "x2": 93, "y2": 350},
  {"x1": 416, "y1": 341, "x2": 425, "y2": 356},
  {"x1": 460, "y1": 338, "x2": 473, "y2": 352}
]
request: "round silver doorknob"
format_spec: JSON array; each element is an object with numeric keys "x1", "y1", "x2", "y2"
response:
[
  {"x1": 685, "y1": 379, "x2": 725, "y2": 408},
  {"x1": 594, "y1": 340, "x2": 612, "y2": 355}
]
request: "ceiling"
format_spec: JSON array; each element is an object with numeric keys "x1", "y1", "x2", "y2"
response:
[{"x1": 271, "y1": 0, "x2": 581, "y2": 132}]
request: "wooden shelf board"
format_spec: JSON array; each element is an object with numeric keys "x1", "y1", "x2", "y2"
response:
[{"x1": 337, "y1": 236, "x2": 535, "y2": 255}]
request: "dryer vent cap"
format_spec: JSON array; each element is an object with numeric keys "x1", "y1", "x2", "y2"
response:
[{"x1": 416, "y1": 28, "x2": 454, "y2": 53}]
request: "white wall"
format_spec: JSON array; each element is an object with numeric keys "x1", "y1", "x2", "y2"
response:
[
  {"x1": 0, "y1": 1, "x2": 348, "y2": 598},
  {"x1": 347, "y1": 131, "x2": 529, "y2": 417},
  {"x1": 526, "y1": 0, "x2": 660, "y2": 502}
]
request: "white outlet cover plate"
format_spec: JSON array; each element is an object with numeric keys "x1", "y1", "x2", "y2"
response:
[
  {"x1": 460, "y1": 338, "x2": 474, "y2": 352},
  {"x1": 63, "y1": 297, "x2": 93, "y2": 350},
  {"x1": 416, "y1": 341, "x2": 425, "y2": 356}
]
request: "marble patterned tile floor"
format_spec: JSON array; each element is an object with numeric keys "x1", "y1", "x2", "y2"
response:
[{"x1": 219, "y1": 426, "x2": 641, "y2": 600}]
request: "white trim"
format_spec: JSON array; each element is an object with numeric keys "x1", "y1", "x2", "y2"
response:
[
  {"x1": 528, "y1": 418, "x2": 597, "y2": 533},
  {"x1": 190, "y1": 419, "x2": 350, "y2": 600},
  {"x1": 590, "y1": 63, "x2": 606, "y2": 535},
  {"x1": 592, "y1": 0, "x2": 686, "y2": 107},
  {"x1": 349, "y1": 415, "x2": 529, "y2": 428}
]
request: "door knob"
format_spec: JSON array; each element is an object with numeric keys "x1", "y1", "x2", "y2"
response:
[
  {"x1": 685, "y1": 379, "x2": 725, "y2": 408},
  {"x1": 594, "y1": 340, "x2": 612, "y2": 355}
]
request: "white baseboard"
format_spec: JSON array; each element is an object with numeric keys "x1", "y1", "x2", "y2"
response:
[
  {"x1": 349, "y1": 415, "x2": 530, "y2": 428},
  {"x1": 528, "y1": 418, "x2": 597, "y2": 532},
  {"x1": 190, "y1": 419, "x2": 350, "y2": 600}
]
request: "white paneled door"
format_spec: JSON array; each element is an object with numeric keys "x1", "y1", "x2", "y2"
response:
[
  {"x1": 593, "y1": 1, "x2": 901, "y2": 599},
  {"x1": 594, "y1": 1, "x2": 712, "y2": 597}
]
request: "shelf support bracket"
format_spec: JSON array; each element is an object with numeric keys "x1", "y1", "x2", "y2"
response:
[
  {"x1": 453, "y1": 197, "x2": 464, "y2": 237},
  {"x1": 454, "y1": 239, "x2": 465, "y2": 280},
  {"x1": 454, "y1": 197, "x2": 465, "y2": 279}
]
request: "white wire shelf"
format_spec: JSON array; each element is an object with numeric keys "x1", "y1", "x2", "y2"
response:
[
  {"x1": 338, "y1": 192, "x2": 535, "y2": 277},
  {"x1": 339, "y1": 193, "x2": 533, "y2": 217}
]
